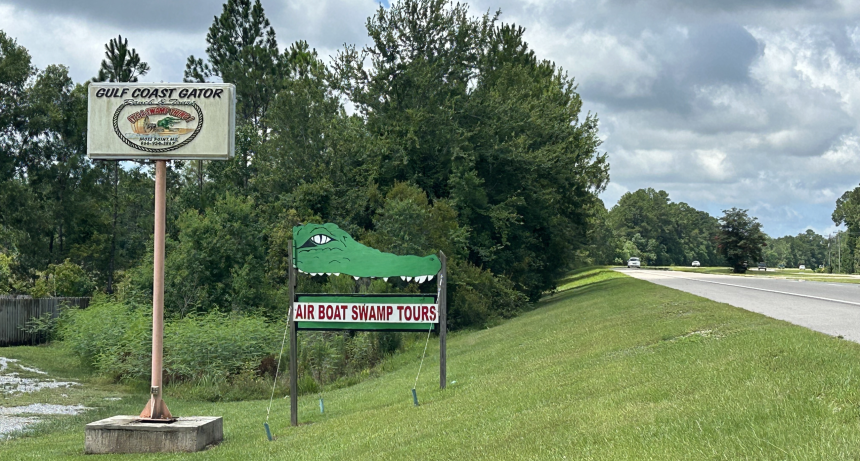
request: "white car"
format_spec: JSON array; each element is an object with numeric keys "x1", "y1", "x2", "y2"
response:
[
  {"x1": 627, "y1": 257, "x2": 641, "y2": 268},
  {"x1": 799, "y1": 265, "x2": 806, "y2": 270},
  {"x1": 691, "y1": 261, "x2": 700, "y2": 267}
]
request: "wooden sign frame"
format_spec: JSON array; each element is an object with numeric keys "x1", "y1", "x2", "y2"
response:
[{"x1": 286, "y1": 240, "x2": 447, "y2": 427}]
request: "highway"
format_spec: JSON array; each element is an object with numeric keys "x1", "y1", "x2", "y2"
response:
[{"x1": 617, "y1": 268, "x2": 860, "y2": 343}]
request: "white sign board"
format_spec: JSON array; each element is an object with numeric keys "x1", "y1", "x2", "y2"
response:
[{"x1": 87, "y1": 83, "x2": 236, "y2": 160}]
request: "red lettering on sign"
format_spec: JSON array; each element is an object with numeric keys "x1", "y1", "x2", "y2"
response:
[
  {"x1": 369, "y1": 306, "x2": 377, "y2": 321},
  {"x1": 351, "y1": 305, "x2": 358, "y2": 321},
  {"x1": 396, "y1": 305, "x2": 404, "y2": 321},
  {"x1": 295, "y1": 305, "x2": 303, "y2": 320},
  {"x1": 318, "y1": 305, "x2": 324, "y2": 320},
  {"x1": 387, "y1": 306, "x2": 393, "y2": 320},
  {"x1": 421, "y1": 305, "x2": 429, "y2": 321},
  {"x1": 429, "y1": 305, "x2": 436, "y2": 321}
]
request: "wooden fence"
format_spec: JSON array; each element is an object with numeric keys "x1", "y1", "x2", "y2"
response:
[{"x1": 0, "y1": 297, "x2": 90, "y2": 346}]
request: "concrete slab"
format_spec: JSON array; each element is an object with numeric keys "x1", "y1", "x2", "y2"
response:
[{"x1": 84, "y1": 415, "x2": 222, "y2": 454}]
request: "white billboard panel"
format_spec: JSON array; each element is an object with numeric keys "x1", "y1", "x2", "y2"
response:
[{"x1": 87, "y1": 83, "x2": 236, "y2": 160}]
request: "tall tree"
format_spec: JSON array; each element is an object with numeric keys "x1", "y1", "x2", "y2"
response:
[
  {"x1": 92, "y1": 35, "x2": 150, "y2": 83},
  {"x1": 184, "y1": 0, "x2": 281, "y2": 191},
  {"x1": 717, "y1": 208, "x2": 767, "y2": 273},
  {"x1": 833, "y1": 184, "x2": 860, "y2": 273},
  {"x1": 93, "y1": 35, "x2": 150, "y2": 293},
  {"x1": 335, "y1": 0, "x2": 608, "y2": 299},
  {"x1": 0, "y1": 31, "x2": 33, "y2": 182}
]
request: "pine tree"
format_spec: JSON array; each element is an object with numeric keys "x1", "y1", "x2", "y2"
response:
[
  {"x1": 93, "y1": 35, "x2": 150, "y2": 292},
  {"x1": 92, "y1": 35, "x2": 150, "y2": 83}
]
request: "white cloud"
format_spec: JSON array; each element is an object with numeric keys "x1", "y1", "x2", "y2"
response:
[
  {"x1": 2, "y1": 0, "x2": 859, "y2": 237},
  {"x1": 0, "y1": 4, "x2": 205, "y2": 83}
]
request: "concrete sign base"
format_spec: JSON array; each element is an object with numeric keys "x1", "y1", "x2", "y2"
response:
[{"x1": 85, "y1": 415, "x2": 222, "y2": 454}]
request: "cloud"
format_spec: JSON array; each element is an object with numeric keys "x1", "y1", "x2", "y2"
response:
[
  {"x1": 0, "y1": 4, "x2": 206, "y2": 83},
  {"x1": 2, "y1": 0, "x2": 859, "y2": 237},
  {"x1": 0, "y1": 0, "x2": 223, "y2": 33}
]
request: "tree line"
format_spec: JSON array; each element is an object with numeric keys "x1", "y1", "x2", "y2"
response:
[
  {"x1": 1, "y1": 0, "x2": 857, "y2": 323},
  {"x1": 0, "y1": 0, "x2": 608, "y2": 328},
  {"x1": 582, "y1": 187, "x2": 856, "y2": 274}
]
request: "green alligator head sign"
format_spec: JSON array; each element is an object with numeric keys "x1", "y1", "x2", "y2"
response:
[{"x1": 293, "y1": 223, "x2": 442, "y2": 281}]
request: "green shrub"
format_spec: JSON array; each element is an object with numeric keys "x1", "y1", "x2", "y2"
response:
[
  {"x1": 58, "y1": 300, "x2": 146, "y2": 370},
  {"x1": 31, "y1": 259, "x2": 96, "y2": 298},
  {"x1": 59, "y1": 300, "x2": 282, "y2": 383},
  {"x1": 448, "y1": 259, "x2": 529, "y2": 329},
  {"x1": 163, "y1": 312, "x2": 280, "y2": 382}
]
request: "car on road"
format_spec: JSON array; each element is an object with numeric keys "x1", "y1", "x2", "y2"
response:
[
  {"x1": 627, "y1": 257, "x2": 640, "y2": 268},
  {"x1": 757, "y1": 262, "x2": 767, "y2": 271},
  {"x1": 799, "y1": 265, "x2": 806, "y2": 270},
  {"x1": 691, "y1": 261, "x2": 700, "y2": 267}
]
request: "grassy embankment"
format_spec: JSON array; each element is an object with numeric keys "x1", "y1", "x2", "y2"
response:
[{"x1": 5, "y1": 267, "x2": 860, "y2": 459}]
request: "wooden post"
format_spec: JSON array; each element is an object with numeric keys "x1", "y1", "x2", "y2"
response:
[
  {"x1": 288, "y1": 240, "x2": 298, "y2": 427},
  {"x1": 140, "y1": 160, "x2": 171, "y2": 420},
  {"x1": 438, "y1": 251, "x2": 447, "y2": 389}
]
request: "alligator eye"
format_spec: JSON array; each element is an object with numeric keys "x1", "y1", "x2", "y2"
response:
[{"x1": 311, "y1": 234, "x2": 333, "y2": 245}]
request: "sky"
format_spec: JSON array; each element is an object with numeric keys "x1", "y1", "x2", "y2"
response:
[{"x1": 1, "y1": 0, "x2": 858, "y2": 238}]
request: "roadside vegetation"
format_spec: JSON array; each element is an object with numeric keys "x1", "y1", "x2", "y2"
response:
[{"x1": 6, "y1": 268, "x2": 860, "y2": 458}]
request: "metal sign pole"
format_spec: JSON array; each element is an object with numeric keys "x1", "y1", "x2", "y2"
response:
[
  {"x1": 288, "y1": 240, "x2": 298, "y2": 426},
  {"x1": 140, "y1": 160, "x2": 171, "y2": 420},
  {"x1": 438, "y1": 251, "x2": 447, "y2": 389}
]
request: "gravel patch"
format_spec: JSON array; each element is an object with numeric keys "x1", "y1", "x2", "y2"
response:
[
  {"x1": 0, "y1": 374, "x2": 79, "y2": 394},
  {"x1": 0, "y1": 357, "x2": 16, "y2": 373},
  {"x1": 0, "y1": 404, "x2": 91, "y2": 416},
  {"x1": 0, "y1": 416, "x2": 40, "y2": 439},
  {"x1": 1, "y1": 357, "x2": 90, "y2": 438},
  {"x1": 0, "y1": 357, "x2": 79, "y2": 395}
]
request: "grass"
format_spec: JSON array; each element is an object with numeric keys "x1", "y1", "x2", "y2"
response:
[{"x1": 5, "y1": 268, "x2": 860, "y2": 458}]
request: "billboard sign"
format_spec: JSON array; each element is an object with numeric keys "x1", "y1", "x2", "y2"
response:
[{"x1": 87, "y1": 83, "x2": 236, "y2": 160}]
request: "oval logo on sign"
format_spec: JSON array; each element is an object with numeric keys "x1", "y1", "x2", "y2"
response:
[{"x1": 112, "y1": 101, "x2": 204, "y2": 153}]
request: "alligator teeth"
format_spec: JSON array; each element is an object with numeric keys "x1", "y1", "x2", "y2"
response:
[
  {"x1": 400, "y1": 276, "x2": 406, "y2": 281},
  {"x1": 427, "y1": 275, "x2": 434, "y2": 282},
  {"x1": 415, "y1": 276, "x2": 426, "y2": 283},
  {"x1": 326, "y1": 273, "x2": 331, "y2": 276},
  {"x1": 407, "y1": 276, "x2": 413, "y2": 282},
  {"x1": 333, "y1": 273, "x2": 340, "y2": 276},
  {"x1": 353, "y1": 276, "x2": 359, "y2": 280},
  {"x1": 383, "y1": 277, "x2": 388, "y2": 282}
]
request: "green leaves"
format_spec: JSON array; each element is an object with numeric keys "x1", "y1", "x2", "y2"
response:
[
  {"x1": 92, "y1": 35, "x2": 150, "y2": 83},
  {"x1": 718, "y1": 208, "x2": 768, "y2": 273}
]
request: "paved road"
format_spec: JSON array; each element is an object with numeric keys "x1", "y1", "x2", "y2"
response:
[{"x1": 617, "y1": 268, "x2": 860, "y2": 343}]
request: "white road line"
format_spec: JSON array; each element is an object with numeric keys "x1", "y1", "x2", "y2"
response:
[{"x1": 631, "y1": 270, "x2": 860, "y2": 307}]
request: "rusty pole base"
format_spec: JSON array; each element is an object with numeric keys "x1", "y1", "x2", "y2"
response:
[{"x1": 139, "y1": 397, "x2": 174, "y2": 422}]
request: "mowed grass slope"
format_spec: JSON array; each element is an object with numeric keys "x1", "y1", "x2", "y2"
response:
[{"x1": 6, "y1": 268, "x2": 860, "y2": 459}]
